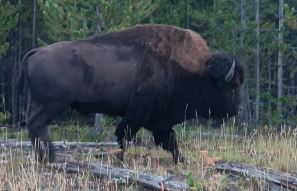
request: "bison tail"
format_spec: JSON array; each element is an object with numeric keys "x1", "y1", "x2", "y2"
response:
[{"x1": 17, "y1": 49, "x2": 37, "y2": 94}]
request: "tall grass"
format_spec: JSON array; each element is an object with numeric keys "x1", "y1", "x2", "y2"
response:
[{"x1": 0, "y1": 121, "x2": 297, "y2": 190}]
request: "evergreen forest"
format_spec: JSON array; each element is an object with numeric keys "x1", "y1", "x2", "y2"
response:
[{"x1": 0, "y1": 0, "x2": 297, "y2": 127}]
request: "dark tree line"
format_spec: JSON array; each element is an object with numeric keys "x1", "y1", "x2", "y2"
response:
[{"x1": 0, "y1": 0, "x2": 296, "y2": 127}]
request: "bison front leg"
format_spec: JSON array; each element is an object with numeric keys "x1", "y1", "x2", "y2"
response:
[
  {"x1": 115, "y1": 118, "x2": 139, "y2": 147},
  {"x1": 152, "y1": 128, "x2": 181, "y2": 164},
  {"x1": 115, "y1": 82, "x2": 157, "y2": 161},
  {"x1": 114, "y1": 118, "x2": 139, "y2": 161}
]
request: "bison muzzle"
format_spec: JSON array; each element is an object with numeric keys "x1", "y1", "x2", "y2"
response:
[{"x1": 18, "y1": 24, "x2": 245, "y2": 164}]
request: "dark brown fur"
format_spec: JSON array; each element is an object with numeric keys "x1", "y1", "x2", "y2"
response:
[
  {"x1": 18, "y1": 24, "x2": 244, "y2": 164},
  {"x1": 88, "y1": 24, "x2": 211, "y2": 74}
]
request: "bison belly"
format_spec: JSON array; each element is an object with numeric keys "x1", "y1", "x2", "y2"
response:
[{"x1": 27, "y1": 41, "x2": 140, "y2": 115}]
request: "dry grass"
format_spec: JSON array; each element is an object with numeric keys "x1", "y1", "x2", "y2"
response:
[{"x1": 1, "y1": 121, "x2": 297, "y2": 190}]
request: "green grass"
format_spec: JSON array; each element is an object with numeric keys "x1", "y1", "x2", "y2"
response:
[{"x1": 0, "y1": 127, "x2": 28, "y2": 140}]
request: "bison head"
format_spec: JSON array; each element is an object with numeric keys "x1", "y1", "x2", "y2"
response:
[{"x1": 206, "y1": 53, "x2": 245, "y2": 119}]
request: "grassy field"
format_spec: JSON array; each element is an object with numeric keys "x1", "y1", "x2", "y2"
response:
[{"x1": 0, "y1": 119, "x2": 297, "y2": 190}]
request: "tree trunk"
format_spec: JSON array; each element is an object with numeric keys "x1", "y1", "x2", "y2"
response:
[
  {"x1": 255, "y1": 0, "x2": 260, "y2": 125},
  {"x1": 239, "y1": 0, "x2": 252, "y2": 124},
  {"x1": 0, "y1": 74, "x2": 5, "y2": 113},
  {"x1": 93, "y1": 113, "x2": 102, "y2": 134},
  {"x1": 289, "y1": 72, "x2": 295, "y2": 117},
  {"x1": 17, "y1": 15, "x2": 24, "y2": 128},
  {"x1": 13, "y1": 17, "x2": 22, "y2": 129},
  {"x1": 277, "y1": 0, "x2": 284, "y2": 115},
  {"x1": 52, "y1": 161, "x2": 189, "y2": 191},
  {"x1": 25, "y1": 0, "x2": 37, "y2": 122},
  {"x1": 268, "y1": 60, "x2": 272, "y2": 126},
  {"x1": 32, "y1": 0, "x2": 36, "y2": 49},
  {"x1": 11, "y1": 39, "x2": 18, "y2": 128},
  {"x1": 93, "y1": 2, "x2": 103, "y2": 135},
  {"x1": 186, "y1": 0, "x2": 190, "y2": 29},
  {"x1": 240, "y1": 0, "x2": 245, "y2": 48},
  {"x1": 95, "y1": 3, "x2": 102, "y2": 35},
  {"x1": 216, "y1": 161, "x2": 297, "y2": 191}
]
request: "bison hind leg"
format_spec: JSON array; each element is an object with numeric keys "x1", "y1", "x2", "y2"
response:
[
  {"x1": 27, "y1": 101, "x2": 67, "y2": 163},
  {"x1": 29, "y1": 126, "x2": 54, "y2": 162}
]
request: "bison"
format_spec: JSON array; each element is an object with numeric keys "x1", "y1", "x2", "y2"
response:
[{"x1": 18, "y1": 24, "x2": 244, "y2": 164}]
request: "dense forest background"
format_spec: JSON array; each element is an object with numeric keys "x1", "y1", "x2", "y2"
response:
[{"x1": 0, "y1": 0, "x2": 296, "y2": 128}]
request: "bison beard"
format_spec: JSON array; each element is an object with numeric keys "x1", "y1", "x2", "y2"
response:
[{"x1": 18, "y1": 24, "x2": 245, "y2": 164}]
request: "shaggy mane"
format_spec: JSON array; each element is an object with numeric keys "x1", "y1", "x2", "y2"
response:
[{"x1": 89, "y1": 24, "x2": 211, "y2": 74}]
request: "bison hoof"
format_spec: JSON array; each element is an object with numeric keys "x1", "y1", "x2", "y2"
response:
[
  {"x1": 173, "y1": 154, "x2": 186, "y2": 164},
  {"x1": 114, "y1": 150, "x2": 124, "y2": 161},
  {"x1": 48, "y1": 157, "x2": 56, "y2": 164}
]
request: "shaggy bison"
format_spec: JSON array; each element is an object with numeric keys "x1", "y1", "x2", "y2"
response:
[{"x1": 18, "y1": 24, "x2": 244, "y2": 163}]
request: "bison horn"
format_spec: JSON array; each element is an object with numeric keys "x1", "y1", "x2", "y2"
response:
[{"x1": 225, "y1": 60, "x2": 235, "y2": 82}]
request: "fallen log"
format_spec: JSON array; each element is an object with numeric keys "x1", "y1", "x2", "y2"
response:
[
  {"x1": 0, "y1": 139, "x2": 119, "y2": 151},
  {"x1": 50, "y1": 161, "x2": 189, "y2": 191},
  {"x1": 215, "y1": 161, "x2": 297, "y2": 191}
]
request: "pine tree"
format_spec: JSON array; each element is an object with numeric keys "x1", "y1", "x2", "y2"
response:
[{"x1": 0, "y1": 0, "x2": 18, "y2": 56}]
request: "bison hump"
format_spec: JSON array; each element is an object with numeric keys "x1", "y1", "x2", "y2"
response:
[{"x1": 92, "y1": 24, "x2": 211, "y2": 75}]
